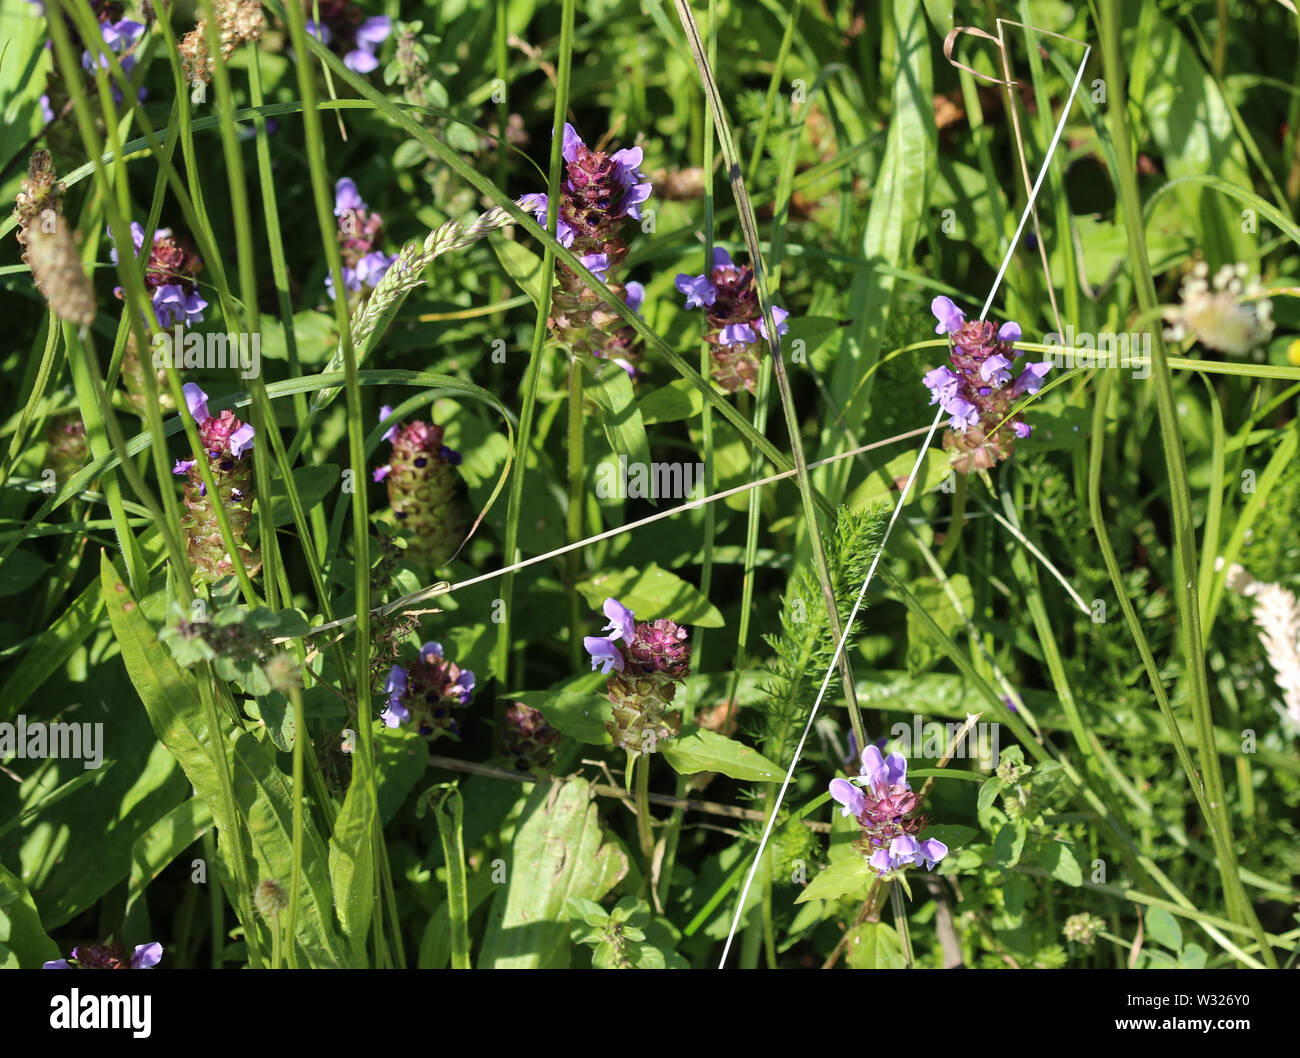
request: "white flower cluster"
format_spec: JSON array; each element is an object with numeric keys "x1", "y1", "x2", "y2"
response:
[
  {"x1": 1222, "y1": 560, "x2": 1300, "y2": 733},
  {"x1": 1163, "y1": 262, "x2": 1274, "y2": 355}
]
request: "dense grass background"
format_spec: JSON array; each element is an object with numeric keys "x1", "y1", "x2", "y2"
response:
[{"x1": 1, "y1": 0, "x2": 1298, "y2": 969}]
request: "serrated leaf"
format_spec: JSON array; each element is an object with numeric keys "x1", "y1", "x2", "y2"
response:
[{"x1": 794, "y1": 855, "x2": 873, "y2": 904}]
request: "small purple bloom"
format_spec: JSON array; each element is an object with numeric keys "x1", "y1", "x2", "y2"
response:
[
  {"x1": 372, "y1": 465, "x2": 391, "y2": 483},
  {"x1": 946, "y1": 396, "x2": 980, "y2": 431},
  {"x1": 381, "y1": 699, "x2": 410, "y2": 728},
  {"x1": 578, "y1": 252, "x2": 610, "y2": 282},
  {"x1": 918, "y1": 837, "x2": 948, "y2": 869},
  {"x1": 229, "y1": 423, "x2": 255, "y2": 459},
  {"x1": 335, "y1": 177, "x2": 364, "y2": 216},
  {"x1": 890, "y1": 834, "x2": 921, "y2": 868},
  {"x1": 42, "y1": 959, "x2": 71, "y2": 969},
  {"x1": 860, "y1": 744, "x2": 907, "y2": 796},
  {"x1": 719, "y1": 321, "x2": 757, "y2": 346},
  {"x1": 922, "y1": 365, "x2": 960, "y2": 405},
  {"x1": 868, "y1": 847, "x2": 893, "y2": 874},
  {"x1": 561, "y1": 122, "x2": 583, "y2": 163},
  {"x1": 1012, "y1": 421, "x2": 1032, "y2": 439},
  {"x1": 421, "y1": 642, "x2": 444, "y2": 662},
  {"x1": 624, "y1": 281, "x2": 645, "y2": 314},
  {"x1": 131, "y1": 942, "x2": 163, "y2": 969},
  {"x1": 600, "y1": 597, "x2": 636, "y2": 642},
  {"x1": 173, "y1": 458, "x2": 196, "y2": 475},
  {"x1": 756, "y1": 305, "x2": 790, "y2": 342},
  {"x1": 379, "y1": 404, "x2": 400, "y2": 444},
  {"x1": 998, "y1": 321, "x2": 1022, "y2": 343},
  {"x1": 1013, "y1": 361, "x2": 1052, "y2": 396},
  {"x1": 931, "y1": 295, "x2": 965, "y2": 336},
  {"x1": 584, "y1": 636, "x2": 624, "y2": 674},
  {"x1": 979, "y1": 353, "x2": 1013, "y2": 387},
  {"x1": 675, "y1": 271, "x2": 717, "y2": 310},
  {"x1": 344, "y1": 16, "x2": 389, "y2": 73},
  {"x1": 183, "y1": 383, "x2": 210, "y2": 423},
  {"x1": 828, "y1": 777, "x2": 866, "y2": 819},
  {"x1": 712, "y1": 247, "x2": 735, "y2": 270}
]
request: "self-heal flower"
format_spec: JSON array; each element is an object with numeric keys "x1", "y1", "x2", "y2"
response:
[
  {"x1": 306, "y1": 3, "x2": 390, "y2": 75},
  {"x1": 175, "y1": 384, "x2": 261, "y2": 582},
  {"x1": 676, "y1": 247, "x2": 790, "y2": 395},
  {"x1": 921, "y1": 298, "x2": 1045, "y2": 473},
  {"x1": 44, "y1": 940, "x2": 163, "y2": 969},
  {"x1": 373, "y1": 411, "x2": 463, "y2": 567},
  {"x1": 523, "y1": 123, "x2": 652, "y2": 371},
  {"x1": 584, "y1": 595, "x2": 691, "y2": 751},
  {"x1": 327, "y1": 177, "x2": 396, "y2": 300},
  {"x1": 380, "y1": 642, "x2": 475, "y2": 739},
  {"x1": 828, "y1": 741, "x2": 950, "y2": 876},
  {"x1": 108, "y1": 221, "x2": 208, "y2": 330}
]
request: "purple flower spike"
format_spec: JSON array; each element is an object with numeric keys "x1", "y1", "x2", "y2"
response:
[
  {"x1": 828, "y1": 777, "x2": 866, "y2": 819},
  {"x1": 1013, "y1": 361, "x2": 1052, "y2": 396},
  {"x1": 183, "y1": 383, "x2": 210, "y2": 423},
  {"x1": 918, "y1": 838, "x2": 948, "y2": 869},
  {"x1": 931, "y1": 295, "x2": 966, "y2": 335},
  {"x1": 379, "y1": 404, "x2": 400, "y2": 444},
  {"x1": 601, "y1": 597, "x2": 636, "y2": 642},
  {"x1": 130, "y1": 942, "x2": 163, "y2": 969},
  {"x1": 584, "y1": 636, "x2": 624, "y2": 674},
  {"x1": 229, "y1": 423, "x2": 255, "y2": 459},
  {"x1": 675, "y1": 271, "x2": 717, "y2": 310}
]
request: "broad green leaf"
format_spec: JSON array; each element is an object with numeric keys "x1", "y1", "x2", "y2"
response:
[
  {"x1": 0, "y1": 575, "x2": 103, "y2": 723},
  {"x1": 1036, "y1": 838, "x2": 1083, "y2": 887},
  {"x1": 992, "y1": 820, "x2": 1027, "y2": 868},
  {"x1": 329, "y1": 734, "x2": 378, "y2": 965},
  {"x1": 845, "y1": 449, "x2": 951, "y2": 512},
  {"x1": 124, "y1": 797, "x2": 213, "y2": 917},
  {"x1": 637, "y1": 379, "x2": 703, "y2": 424},
  {"x1": 1145, "y1": 905, "x2": 1183, "y2": 952},
  {"x1": 265, "y1": 464, "x2": 340, "y2": 527},
  {"x1": 0, "y1": 550, "x2": 48, "y2": 597},
  {"x1": 478, "y1": 776, "x2": 628, "y2": 968},
  {"x1": 583, "y1": 361, "x2": 652, "y2": 472},
  {"x1": 660, "y1": 726, "x2": 783, "y2": 782},
  {"x1": 576, "y1": 563, "x2": 723, "y2": 627},
  {"x1": 0, "y1": 860, "x2": 61, "y2": 969},
  {"x1": 101, "y1": 554, "x2": 348, "y2": 967},
  {"x1": 794, "y1": 855, "x2": 873, "y2": 904},
  {"x1": 845, "y1": 920, "x2": 907, "y2": 969},
  {"x1": 489, "y1": 234, "x2": 545, "y2": 306}
]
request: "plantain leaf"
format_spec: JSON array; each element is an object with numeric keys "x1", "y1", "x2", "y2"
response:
[
  {"x1": 477, "y1": 776, "x2": 628, "y2": 968},
  {"x1": 100, "y1": 553, "x2": 348, "y2": 968}
]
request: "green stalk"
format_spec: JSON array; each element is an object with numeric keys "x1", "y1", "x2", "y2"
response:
[
  {"x1": 566, "y1": 363, "x2": 585, "y2": 670},
  {"x1": 496, "y1": 0, "x2": 574, "y2": 682},
  {"x1": 1099, "y1": 0, "x2": 1269, "y2": 959}
]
